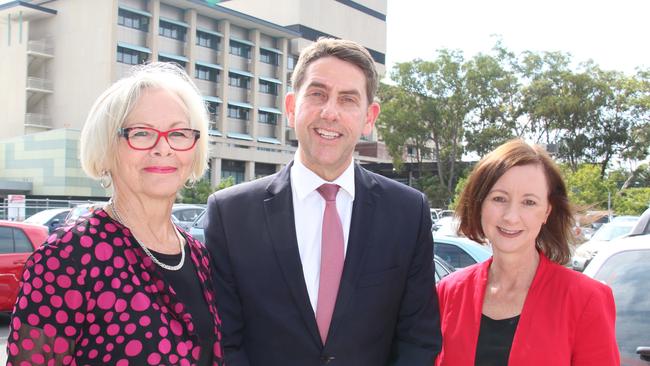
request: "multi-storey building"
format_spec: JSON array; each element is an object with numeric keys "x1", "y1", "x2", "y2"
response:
[{"x1": 0, "y1": 0, "x2": 388, "y2": 199}]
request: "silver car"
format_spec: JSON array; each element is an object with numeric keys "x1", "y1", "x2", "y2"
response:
[
  {"x1": 172, "y1": 204, "x2": 205, "y2": 231},
  {"x1": 188, "y1": 209, "x2": 208, "y2": 243},
  {"x1": 583, "y1": 235, "x2": 650, "y2": 365}
]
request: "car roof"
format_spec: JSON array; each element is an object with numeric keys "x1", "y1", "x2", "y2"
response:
[
  {"x1": 434, "y1": 235, "x2": 493, "y2": 259},
  {"x1": 583, "y1": 234, "x2": 650, "y2": 277},
  {"x1": 24, "y1": 208, "x2": 71, "y2": 222}
]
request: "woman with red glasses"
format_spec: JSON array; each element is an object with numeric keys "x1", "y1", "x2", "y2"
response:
[{"x1": 6, "y1": 63, "x2": 223, "y2": 366}]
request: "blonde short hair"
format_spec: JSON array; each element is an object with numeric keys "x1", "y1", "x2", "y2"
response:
[{"x1": 80, "y1": 62, "x2": 209, "y2": 184}]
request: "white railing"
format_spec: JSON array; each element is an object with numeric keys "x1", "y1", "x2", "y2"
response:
[
  {"x1": 26, "y1": 77, "x2": 54, "y2": 91},
  {"x1": 25, "y1": 113, "x2": 52, "y2": 127},
  {"x1": 27, "y1": 39, "x2": 54, "y2": 55}
]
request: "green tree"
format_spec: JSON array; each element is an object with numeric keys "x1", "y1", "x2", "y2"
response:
[
  {"x1": 376, "y1": 83, "x2": 431, "y2": 172},
  {"x1": 177, "y1": 176, "x2": 234, "y2": 204},
  {"x1": 561, "y1": 164, "x2": 616, "y2": 210},
  {"x1": 380, "y1": 51, "x2": 470, "y2": 202},
  {"x1": 463, "y1": 40, "x2": 523, "y2": 155},
  {"x1": 612, "y1": 188, "x2": 650, "y2": 215}
]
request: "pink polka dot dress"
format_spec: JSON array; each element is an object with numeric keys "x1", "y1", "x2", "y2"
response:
[{"x1": 6, "y1": 208, "x2": 224, "y2": 365}]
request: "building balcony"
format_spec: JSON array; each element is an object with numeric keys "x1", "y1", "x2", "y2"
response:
[
  {"x1": 27, "y1": 39, "x2": 54, "y2": 58},
  {"x1": 26, "y1": 77, "x2": 54, "y2": 93},
  {"x1": 24, "y1": 113, "x2": 52, "y2": 129}
]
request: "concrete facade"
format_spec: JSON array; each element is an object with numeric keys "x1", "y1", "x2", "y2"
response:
[{"x1": 0, "y1": 0, "x2": 388, "y2": 198}]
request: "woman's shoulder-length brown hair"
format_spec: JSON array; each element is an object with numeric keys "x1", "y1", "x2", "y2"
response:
[{"x1": 456, "y1": 139, "x2": 574, "y2": 265}]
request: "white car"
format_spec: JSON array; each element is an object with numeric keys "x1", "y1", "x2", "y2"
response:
[
  {"x1": 583, "y1": 235, "x2": 650, "y2": 365},
  {"x1": 572, "y1": 220, "x2": 637, "y2": 271},
  {"x1": 23, "y1": 208, "x2": 70, "y2": 233},
  {"x1": 432, "y1": 216, "x2": 461, "y2": 237}
]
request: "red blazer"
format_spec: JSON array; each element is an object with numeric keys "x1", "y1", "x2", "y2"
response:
[{"x1": 436, "y1": 253, "x2": 619, "y2": 366}]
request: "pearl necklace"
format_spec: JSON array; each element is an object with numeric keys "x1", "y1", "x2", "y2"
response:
[{"x1": 108, "y1": 199, "x2": 185, "y2": 271}]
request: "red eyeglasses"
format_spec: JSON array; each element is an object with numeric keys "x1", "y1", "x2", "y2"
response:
[{"x1": 118, "y1": 127, "x2": 200, "y2": 151}]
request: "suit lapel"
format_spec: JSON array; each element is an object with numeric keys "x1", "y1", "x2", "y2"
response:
[
  {"x1": 263, "y1": 163, "x2": 322, "y2": 346},
  {"x1": 327, "y1": 164, "x2": 378, "y2": 339}
]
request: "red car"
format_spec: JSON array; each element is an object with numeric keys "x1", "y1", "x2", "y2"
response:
[{"x1": 0, "y1": 220, "x2": 49, "y2": 313}]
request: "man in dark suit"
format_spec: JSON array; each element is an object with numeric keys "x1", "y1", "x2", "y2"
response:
[{"x1": 205, "y1": 38, "x2": 441, "y2": 366}]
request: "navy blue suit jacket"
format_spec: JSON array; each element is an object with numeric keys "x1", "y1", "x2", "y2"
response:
[{"x1": 205, "y1": 163, "x2": 441, "y2": 366}]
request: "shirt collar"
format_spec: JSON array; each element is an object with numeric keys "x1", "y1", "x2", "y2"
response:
[{"x1": 291, "y1": 152, "x2": 356, "y2": 201}]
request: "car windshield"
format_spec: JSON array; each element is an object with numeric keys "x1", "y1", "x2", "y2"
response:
[
  {"x1": 593, "y1": 249, "x2": 650, "y2": 364},
  {"x1": 591, "y1": 223, "x2": 634, "y2": 241}
]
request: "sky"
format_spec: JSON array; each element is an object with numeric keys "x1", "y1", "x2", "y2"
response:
[{"x1": 385, "y1": 0, "x2": 650, "y2": 80}]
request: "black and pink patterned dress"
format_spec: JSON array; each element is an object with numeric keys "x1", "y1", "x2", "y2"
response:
[{"x1": 6, "y1": 208, "x2": 223, "y2": 366}]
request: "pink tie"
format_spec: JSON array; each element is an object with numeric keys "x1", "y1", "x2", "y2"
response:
[{"x1": 316, "y1": 183, "x2": 344, "y2": 343}]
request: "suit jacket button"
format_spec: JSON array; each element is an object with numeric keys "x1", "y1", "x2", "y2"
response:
[{"x1": 320, "y1": 355, "x2": 335, "y2": 364}]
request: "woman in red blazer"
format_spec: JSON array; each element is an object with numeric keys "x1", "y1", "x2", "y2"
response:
[{"x1": 436, "y1": 139, "x2": 619, "y2": 366}]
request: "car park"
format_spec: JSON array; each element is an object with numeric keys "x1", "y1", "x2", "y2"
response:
[
  {"x1": 65, "y1": 202, "x2": 107, "y2": 224},
  {"x1": 171, "y1": 204, "x2": 205, "y2": 231},
  {"x1": 0, "y1": 221, "x2": 49, "y2": 313},
  {"x1": 434, "y1": 235, "x2": 492, "y2": 269},
  {"x1": 188, "y1": 209, "x2": 208, "y2": 243},
  {"x1": 23, "y1": 208, "x2": 70, "y2": 233},
  {"x1": 628, "y1": 207, "x2": 650, "y2": 237},
  {"x1": 572, "y1": 219, "x2": 638, "y2": 271},
  {"x1": 583, "y1": 235, "x2": 650, "y2": 365},
  {"x1": 430, "y1": 208, "x2": 443, "y2": 225},
  {"x1": 432, "y1": 216, "x2": 461, "y2": 236},
  {"x1": 434, "y1": 255, "x2": 455, "y2": 283}
]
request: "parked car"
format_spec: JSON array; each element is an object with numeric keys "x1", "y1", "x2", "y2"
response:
[
  {"x1": 172, "y1": 204, "x2": 206, "y2": 231},
  {"x1": 0, "y1": 220, "x2": 49, "y2": 313},
  {"x1": 439, "y1": 210, "x2": 455, "y2": 219},
  {"x1": 430, "y1": 208, "x2": 443, "y2": 225},
  {"x1": 432, "y1": 216, "x2": 461, "y2": 236},
  {"x1": 628, "y1": 207, "x2": 650, "y2": 237},
  {"x1": 434, "y1": 235, "x2": 492, "y2": 269},
  {"x1": 23, "y1": 208, "x2": 71, "y2": 233},
  {"x1": 572, "y1": 219, "x2": 638, "y2": 271},
  {"x1": 189, "y1": 209, "x2": 208, "y2": 243},
  {"x1": 65, "y1": 202, "x2": 107, "y2": 224},
  {"x1": 583, "y1": 235, "x2": 650, "y2": 365},
  {"x1": 434, "y1": 255, "x2": 455, "y2": 283}
]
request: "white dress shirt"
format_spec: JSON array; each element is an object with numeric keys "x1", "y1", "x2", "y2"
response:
[{"x1": 290, "y1": 154, "x2": 355, "y2": 313}]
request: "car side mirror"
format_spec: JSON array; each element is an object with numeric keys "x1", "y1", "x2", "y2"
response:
[
  {"x1": 637, "y1": 346, "x2": 650, "y2": 361},
  {"x1": 50, "y1": 219, "x2": 60, "y2": 228}
]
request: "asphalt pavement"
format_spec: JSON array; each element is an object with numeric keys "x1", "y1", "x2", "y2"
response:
[{"x1": 0, "y1": 313, "x2": 9, "y2": 364}]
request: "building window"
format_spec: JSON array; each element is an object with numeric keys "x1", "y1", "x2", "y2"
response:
[
  {"x1": 159, "y1": 20, "x2": 186, "y2": 41},
  {"x1": 260, "y1": 49, "x2": 278, "y2": 65},
  {"x1": 158, "y1": 56, "x2": 186, "y2": 69},
  {"x1": 222, "y1": 159, "x2": 245, "y2": 184},
  {"x1": 118, "y1": 9, "x2": 149, "y2": 31},
  {"x1": 255, "y1": 163, "x2": 276, "y2": 179},
  {"x1": 287, "y1": 55, "x2": 298, "y2": 71},
  {"x1": 229, "y1": 41, "x2": 251, "y2": 59},
  {"x1": 229, "y1": 73, "x2": 250, "y2": 89},
  {"x1": 407, "y1": 146, "x2": 416, "y2": 157},
  {"x1": 258, "y1": 111, "x2": 277, "y2": 125},
  {"x1": 117, "y1": 46, "x2": 148, "y2": 65},
  {"x1": 196, "y1": 65, "x2": 219, "y2": 82},
  {"x1": 259, "y1": 80, "x2": 278, "y2": 95},
  {"x1": 228, "y1": 106, "x2": 249, "y2": 120},
  {"x1": 197, "y1": 31, "x2": 220, "y2": 50}
]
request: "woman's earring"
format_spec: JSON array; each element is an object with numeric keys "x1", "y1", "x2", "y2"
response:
[
  {"x1": 100, "y1": 170, "x2": 112, "y2": 189},
  {"x1": 183, "y1": 180, "x2": 195, "y2": 189}
]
